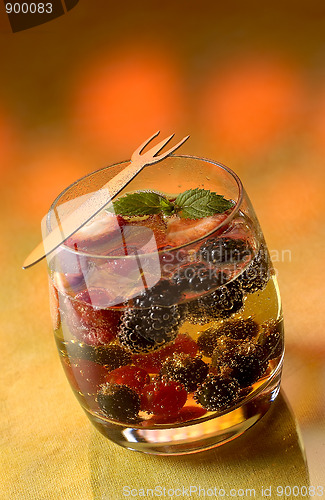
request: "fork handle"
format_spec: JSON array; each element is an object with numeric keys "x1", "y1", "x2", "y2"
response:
[
  {"x1": 102, "y1": 158, "x2": 145, "y2": 200},
  {"x1": 22, "y1": 158, "x2": 146, "y2": 269}
]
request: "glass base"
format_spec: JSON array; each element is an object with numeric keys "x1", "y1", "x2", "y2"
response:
[{"x1": 86, "y1": 361, "x2": 282, "y2": 456}]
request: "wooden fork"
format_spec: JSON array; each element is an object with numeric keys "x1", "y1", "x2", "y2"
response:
[{"x1": 23, "y1": 131, "x2": 190, "y2": 269}]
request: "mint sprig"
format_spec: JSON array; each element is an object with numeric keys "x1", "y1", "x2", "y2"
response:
[{"x1": 109, "y1": 188, "x2": 233, "y2": 219}]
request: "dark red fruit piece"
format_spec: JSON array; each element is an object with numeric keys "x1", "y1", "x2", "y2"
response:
[
  {"x1": 106, "y1": 365, "x2": 150, "y2": 394},
  {"x1": 141, "y1": 379, "x2": 187, "y2": 416},
  {"x1": 65, "y1": 288, "x2": 121, "y2": 346},
  {"x1": 132, "y1": 333, "x2": 198, "y2": 374},
  {"x1": 97, "y1": 382, "x2": 140, "y2": 422},
  {"x1": 143, "y1": 405, "x2": 207, "y2": 425},
  {"x1": 61, "y1": 358, "x2": 110, "y2": 395}
]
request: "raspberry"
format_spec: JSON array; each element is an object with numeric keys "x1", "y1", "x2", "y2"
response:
[
  {"x1": 61, "y1": 358, "x2": 110, "y2": 395},
  {"x1": 199, "y1": 237, "x2": 252, "y2": 265},
  {"x1": 160, "y1": 353, "x2": 209, "y2": 392},
  {"x1": 212, "y1": 341, "x2": 269, "y2": 388},
  {"x1": 172, "y1": 263, "x2": 227, "y2": 294},
  {"x1": 65, "y1": 288, "x2": 121, "y2": 346},
  {"x1": 238, "y1": 245, "x2": 270, "y2": 293},
  {"x1": 63, "y1": 341, "x2": 132, "y2": 370},
  {"x1": 194, "y1": 374, "x2": 240, "y2": 411},
  {"x1": 187, "y1": 280, "x2": 244, "y2": 324},
  {"x1": 141, "y1": 379, "x2": 187, "y2": 416},
  {"x1": 106, "y1": 366, "x2": 150, "y2": 394},
  {"x1": 97, "y1": 383, "x2": 140, "y2": 422},
  {"x1": 132, "y1": 333, "x2": 198, "y2": 374},
  {"x1": 258, "y1": 319, "x2": 284, "y2": 361},
  {"x1": 118, "y1": 280, "x2": 185, "y2": 353}
]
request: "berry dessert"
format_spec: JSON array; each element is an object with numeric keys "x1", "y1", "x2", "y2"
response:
[{"x1": 52, "y1": 184, "x2": 284, "y2": 436}]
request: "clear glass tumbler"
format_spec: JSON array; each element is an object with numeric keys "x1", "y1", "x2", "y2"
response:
[{"x1": 46, "y1": 155, "x2": 284, "y2": 455}]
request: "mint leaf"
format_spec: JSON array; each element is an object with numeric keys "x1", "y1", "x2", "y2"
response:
[
  {"x1": 111, "y1": 191, "x2": 174, "y2": 216},
  {"x1": 175, "y1": 189, "x2": 233, "y2": 219},
  {"x1": 207, "y1": 193, "x2": 234, "y2": 213},
  {"x1": 109, "y1": 188, "x2": 233, "y2": 219}
]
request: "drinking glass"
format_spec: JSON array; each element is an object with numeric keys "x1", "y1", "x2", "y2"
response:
[{"x1": 46, "y1": 155, "x2": 284, "y2": 455}]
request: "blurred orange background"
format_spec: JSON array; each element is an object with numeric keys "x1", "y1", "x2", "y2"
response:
[{"x1": 1, "y1": 0, "x2": 324, "y2": 487}]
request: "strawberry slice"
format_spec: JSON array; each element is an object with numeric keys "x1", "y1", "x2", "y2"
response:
[
  {"x1": 65, "y1": 288, "x2": 121, "y2": 346},
  {"x1": 65, "y1": 212, "x2": 126, "y2": 253},
  {"x1": 166, "y1": 214, "x2": 228, "y2": 246}
]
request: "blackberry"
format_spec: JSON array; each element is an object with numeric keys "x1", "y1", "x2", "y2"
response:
[
  {"x1": 197, "y1": 328, "x2": 221, "y2": 356},
  {"x1": 197, "y1": 329, "x2": 238, "y2": 357},
  {"x1": 160, "y1": 353, "x2": 209, "y2": 392},
  {"x1": 212, "y1": 341, "x2": 268, "y2": 388},
  {"x1": 197, "y1": 318, "x2": 258, "y2": 356},
  {"x1": 97, "y1": 382, "x2": 140, "y2": 422},
  {"x1": 63, "y1": 341, "x2": 132, "y2": 370},
  {"x1": 188, "y1": 279, "x2": 244, "y2": 324},
  {"x1": 172, "y1": 263, "x2": 227, "y2": 294},
  {"x1": 214, "y1": 318, "x2": 259, "y2": 340},
  {"x1": 238, "y1": 245, "x2": 270, "y2": 293},
  {"x1": 258, "y1": 319, "x2": 284, "y2": 361},
  {"x1": 118, "y1": 280, "x2": 185, "y2": 354},
  {"x1": 200, "y1": 237, "x2": 252, "y2": 265},
  {"x1": 194, "y1": 374, "x2": 240, "y2": 411}
]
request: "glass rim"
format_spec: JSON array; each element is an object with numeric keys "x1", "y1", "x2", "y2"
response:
[{"x1": 47, "y1": 154, "x2": 244, "y2": 260}]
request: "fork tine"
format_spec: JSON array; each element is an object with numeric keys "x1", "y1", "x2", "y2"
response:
[
  {"x1": 154, "y1": 134, "x2": 190, "y2": 160},
  {"x1": 131, "y1": 131, "x2": 160, "y2": 158},
  {"x1": 149, "y1": 133, "x2": 175, "y2": 157}
]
